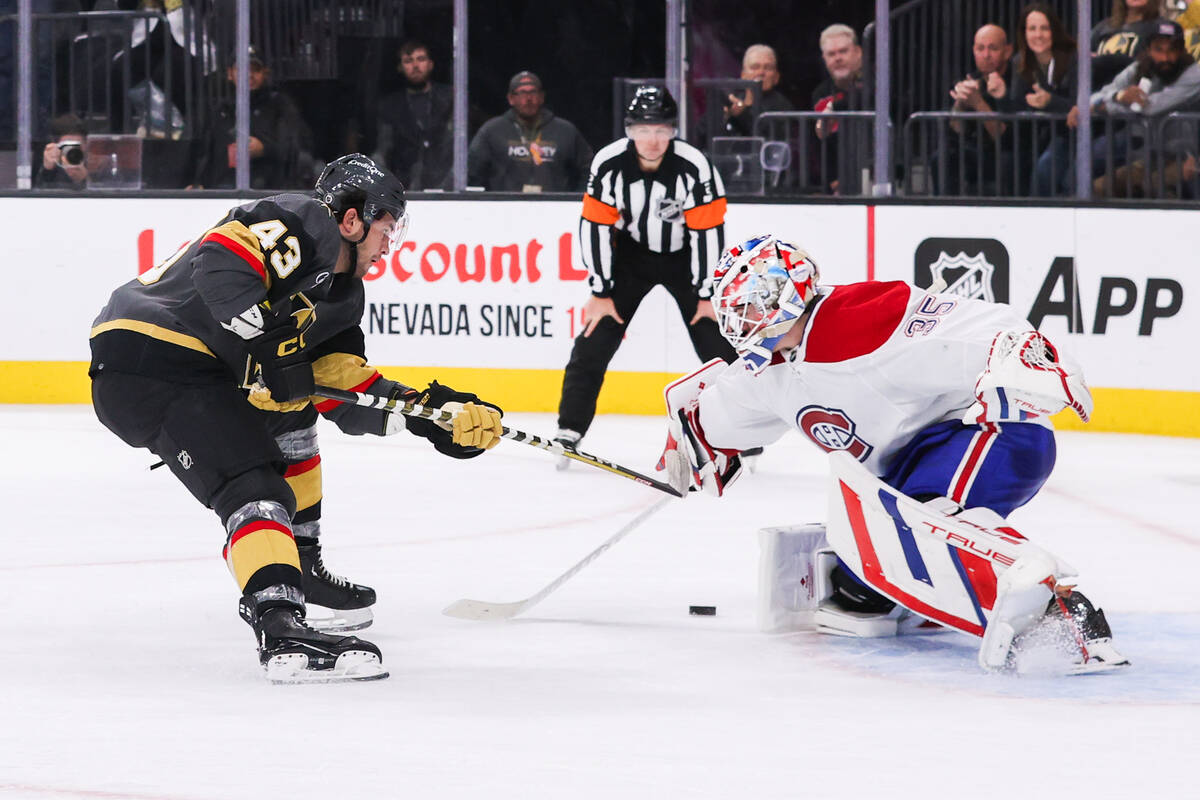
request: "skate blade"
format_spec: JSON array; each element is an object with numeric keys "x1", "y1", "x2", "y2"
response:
[
  {"x1": 305, "y1": 605, "x2": 374, "y2": 633},
  {"x1": 1068, "y1": 658, "x2": 1131, "y2": 675},
  {"x1": 554, "y1": 456, "x2": 570, "y2": 472},
  {"x1": 265, "y1": 650, "x2": 389, "y2": 684}
]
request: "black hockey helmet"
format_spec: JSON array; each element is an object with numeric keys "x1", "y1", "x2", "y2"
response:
[
  {"x1": 624, "y1": 85, "x2": 678, "y2": 126},
  {"x1": 315, "y1": 153, "x2": 409, "y2": 243}
]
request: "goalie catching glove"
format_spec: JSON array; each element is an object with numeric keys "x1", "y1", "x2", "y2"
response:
[
  {"x1": 656, "y1": 359, "x2": 743, "y2": 496},
  {"x1": 964, "y1": 329, "x2": 1092, "y2": 425},
  {"x1": 393, "y1": 380, "x2": 504, "y2": 459}
]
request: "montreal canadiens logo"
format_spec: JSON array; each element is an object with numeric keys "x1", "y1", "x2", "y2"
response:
[{"x1": 796, "y1": 405, "x2": 873, "y2": 461}]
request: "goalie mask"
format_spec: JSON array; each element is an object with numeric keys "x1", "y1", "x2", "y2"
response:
[{"x1": 712, "y1": 235, "x2": 820, "y2": 373}]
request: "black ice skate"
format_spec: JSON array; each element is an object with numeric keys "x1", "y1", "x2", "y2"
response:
[
  {"x1": 1009, "y1": 589, "x2": 1131, "y2": 675},
  {"x1": 1046, "y1": 590, "x2": 1131, "y2": 674},
  {"x1": 552, "y1": 428, "x2": 581, "y2": 472},
  {"x1": 240, "y1": 596, "x2": 388, "y2": 684},
  {"x1": 297, "y1": 537, "x2": 376, "y2": 632}
]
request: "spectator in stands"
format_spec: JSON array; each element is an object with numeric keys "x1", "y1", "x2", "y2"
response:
[
  {"x1": 375, "y1": 40, "x2": 453, "y2": 191},
  {"x1": 188, "y1": 46, "x2": 309, "y2": 190},
  {"x1": 34, "y1": 113, "x2": 89, "y2": 191},
  {"x1": 1090, "y1": 20, "x2": 1200, "y2": 196},
  {"x1": 1010, "y1": 3, "x2": 1079, "y2": 196},
  {"x1": 467, "y1": 71, "x2": 593, "y2": 192},
  {"x1": 943, "y1": 24, "x2": 1018, "y2": 195},
  {"x1": 722, "y1": 44, "x2": 794, "y2": 136},
  {"x1": 1176, "y1": 0, "x2": 1200, "y2": 60},
  {"x1": 812, "y1": 24, "x2": 869, "y2": 194},
  {"x1": 1091, "y1": 0, "x2": 1167, "y2": 86}
]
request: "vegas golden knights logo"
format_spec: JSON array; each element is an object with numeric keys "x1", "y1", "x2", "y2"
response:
[{"x1": 241, "y1": 292, "x2": 317, "y2": 389}]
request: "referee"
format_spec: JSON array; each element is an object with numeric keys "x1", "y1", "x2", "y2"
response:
[{"x1": 554, "y1": 85, "x2": 736, "y2": 462}]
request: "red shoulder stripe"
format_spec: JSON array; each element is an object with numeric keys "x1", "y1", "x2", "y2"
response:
[
  {"x1": 202, "y1": 231, "x2": 268, "y2": 282},
  {"x1": 804, "y1": 281, "x2": 912, "y2": 363}
]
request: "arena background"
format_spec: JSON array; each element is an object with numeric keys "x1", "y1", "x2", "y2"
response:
[{"x1": 0, "y1": 196, "x2": 1194, "y2": 437}]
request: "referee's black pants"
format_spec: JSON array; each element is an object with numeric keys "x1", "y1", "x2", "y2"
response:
[{"x1": 557, "y1": 246, "x2": 736, "y2": 437}]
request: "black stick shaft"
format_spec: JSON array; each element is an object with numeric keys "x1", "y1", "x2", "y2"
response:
[{"x1": 311, "y1": 385, "x2": 684, "y2": 497}]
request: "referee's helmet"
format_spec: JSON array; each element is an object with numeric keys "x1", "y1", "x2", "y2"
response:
[{"x1": 624, "y1": 85, "x2": 678, "y2": 126}]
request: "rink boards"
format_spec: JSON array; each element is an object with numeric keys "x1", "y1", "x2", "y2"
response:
[{"x1": 0, "y1": 196, "x2": 1195, "y2": 436}]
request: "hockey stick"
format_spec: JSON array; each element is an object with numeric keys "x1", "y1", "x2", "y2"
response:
[
  {"x1": 442, "y1": 495, "x2": 673, "y2": 621},
  {"x1": 311, "y1": 385, "x2": 685, "y2": 497}
]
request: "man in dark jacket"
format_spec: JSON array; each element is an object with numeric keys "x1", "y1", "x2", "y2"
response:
[
  {"x1": 811, "y1": 25, "x2": 870, "y2": 194},
  {"x1": 375, "y1": 40, "x2": 453, "y2": 191},
  {"x1": 190, "y1": 47, "x2": 309, "y2": 190},
  {"x1": 467, "y1": 71, "x2": 593, "y2": 192},
  {"x1": 940, "y1": 23, "x2": 1019, "y2": 196},
  {"x1": 722, "y1": 44, "x2": 795, "y2": 137}
]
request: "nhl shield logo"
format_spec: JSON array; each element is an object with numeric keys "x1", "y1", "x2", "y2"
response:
[
  {"x1": 655, "y1": 197, "x2": 684, "y2": 224},
  {"x1": 914, "y1": 238, "x2": 1009, "y2": 303},
  {"x1": 177, "y1": 450, "x2": 193, "y2": 470},
  {"x1": 930, "y1": 251, "x2": 996, "y2": 302}
]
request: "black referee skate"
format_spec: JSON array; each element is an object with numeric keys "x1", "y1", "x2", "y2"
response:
[
  {"x1": 240, "y1": 597, "x2": 388, "y2": 684},
  {"x1": 553, "y1": 429, "x2": 581, "y2": 472},
  {"x1": 297, "y1": 537, "x2": 376, "y2": 632}
]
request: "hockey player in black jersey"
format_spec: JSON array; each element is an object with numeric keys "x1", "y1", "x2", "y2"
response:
[{"x1": 89, "y1": 154, "x2": 504, "y2": 683}]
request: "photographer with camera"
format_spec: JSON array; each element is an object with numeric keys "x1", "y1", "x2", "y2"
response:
[{"x1": 35, "y1": 114, "x2": 89, "y2": 191}]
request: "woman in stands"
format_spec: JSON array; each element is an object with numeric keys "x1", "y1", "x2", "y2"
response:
[
  {"x1": 1010, "y1": 3, "x2": 1078, "y2": 196},
  {"x1": 1091, "y1": 0, "x2": 1167, "y2": 85}
]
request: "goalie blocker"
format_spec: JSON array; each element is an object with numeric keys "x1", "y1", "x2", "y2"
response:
[
  {"x1": 657, "y1": 358, "x2": 744, "y2": 496},
  {"x1": 757, "y1": 453, "x2": 1128, "y2": 675}
]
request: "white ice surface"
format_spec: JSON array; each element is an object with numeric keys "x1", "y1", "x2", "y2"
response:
[{"x1": 2, "y1": 406, "x2": 1198, "y2": 800}]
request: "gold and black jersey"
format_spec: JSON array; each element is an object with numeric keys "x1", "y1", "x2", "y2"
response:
[
  {"x1": 579, "y1": 138, "x2": 726, "y2": 299},
  {"x1": 90, "y1": 193, "x2": 344, "y2": 383}
]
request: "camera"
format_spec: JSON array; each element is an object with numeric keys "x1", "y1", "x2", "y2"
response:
[{"x1": 58, "y1": 141, "x2": 85, "y2": 167}]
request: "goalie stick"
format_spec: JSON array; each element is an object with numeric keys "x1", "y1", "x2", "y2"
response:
[
  {"x1": 442, "y1": 496, "x2": 673, "y2": 621},
  {"x1": 311, "y1": 385, "x2": 685, "y2": 497}
]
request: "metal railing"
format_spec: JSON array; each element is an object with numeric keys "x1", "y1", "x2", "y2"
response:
[
  {"x1": 752, "y1": 110, "x2": 884, "y2": 197},
  {"x1": 247, "y1": 0, "x2": 402, "y2": 84},
  {"x1": 689, "y1": 78, "x2": 762, "y2": 152},
  {"x1": 1094, "y1": 111, "x2": 1200, "y2": 199},
  {"x1": 899, "y1": 110, "x2": 1187, "y2": 199},
  {"x1": 26, "y1": 8, "x2": 215, "y2": 140}
]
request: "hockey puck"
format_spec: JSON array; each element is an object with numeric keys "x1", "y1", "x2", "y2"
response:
[{"x1": 688, "y1": 605, "x2": 717, "y2": 616}]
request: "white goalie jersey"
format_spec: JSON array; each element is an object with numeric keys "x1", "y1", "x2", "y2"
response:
[{"x1": 696, "y1": 280, "x2": 1049, "y2": 475}]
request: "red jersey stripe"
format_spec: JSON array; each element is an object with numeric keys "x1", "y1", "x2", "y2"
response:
[{"x1": 203, "y1": 231, "x2": 267, "y2": 281}]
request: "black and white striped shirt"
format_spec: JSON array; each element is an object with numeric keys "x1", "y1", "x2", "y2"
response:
[{"x1": 579, "y1": 138, "x2": 726, "y2": 298}]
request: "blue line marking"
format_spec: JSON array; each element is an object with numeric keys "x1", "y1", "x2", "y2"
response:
[{"x1": 878, "y1": 489, "x2": 933, "y2": 587}]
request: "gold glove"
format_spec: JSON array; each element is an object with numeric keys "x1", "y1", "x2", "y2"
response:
[
  {"x1": 247, "y1": 383, "x2": 311, "y2": 413},
  {"x1": 451, "y1": 401, "x2": 504, "y2": 450}
]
